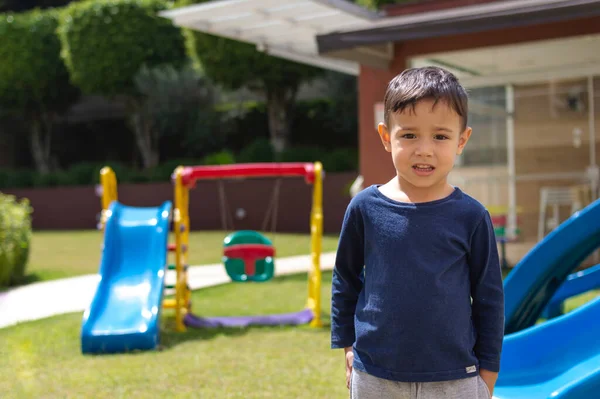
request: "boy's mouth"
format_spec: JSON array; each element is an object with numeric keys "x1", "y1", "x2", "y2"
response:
[{"x1": 412, "y1": 164, "x2": 435, "y2": 172}]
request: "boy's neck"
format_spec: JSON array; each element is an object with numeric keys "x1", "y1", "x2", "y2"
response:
[{"x1": 381, "y1": 176, "x2": 455, "y2": 204}]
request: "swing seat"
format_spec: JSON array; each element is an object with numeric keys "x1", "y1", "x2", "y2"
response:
[{"x1": 223, "y1": 230, "x2": 275, "y2": 282}]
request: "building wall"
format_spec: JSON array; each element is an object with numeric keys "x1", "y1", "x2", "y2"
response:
[
  {"x1": 358, "y1": 16, "x2": 600, "y2": 188},
  {"x1": 447, "y1": 79, "x2": 600, "y2": 244},
  {"x1": 512, "y1": 79, "x2": 600, "y2": 241},
  {"x1": 448, "y1": 166, "x2": 509, "y2": 208},
  {"x1": 358, "y1": 62, "x2": 402, "y2": 186}
]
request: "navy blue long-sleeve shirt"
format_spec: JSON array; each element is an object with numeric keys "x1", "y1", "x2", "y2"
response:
[{"x1": 331, "y1": 185, "x2": 505, "y2": 382}]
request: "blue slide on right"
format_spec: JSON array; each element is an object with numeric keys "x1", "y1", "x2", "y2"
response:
[
  {"x1": 494, "y1": 198, "x2": 600, "y2": 398},
  {"x1": 81, "y1": 200, "x2": 172, "y2": 354}
]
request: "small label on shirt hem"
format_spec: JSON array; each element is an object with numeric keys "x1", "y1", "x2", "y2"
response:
[{"x1": 466, "y1": 366, "x2": 477, "y2": 373}]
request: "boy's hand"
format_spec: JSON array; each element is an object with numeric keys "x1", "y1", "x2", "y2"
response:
[
  {"x1": 344, "y1": 347, "x2": 354, "y2": 389},
  {"x1": 479, "y1": 368, "x2": 498, "y2": 397}
]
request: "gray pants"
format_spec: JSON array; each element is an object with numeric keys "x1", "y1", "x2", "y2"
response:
[{"x1": 350, "y1": 369, "x2": 491, "y2": 399}]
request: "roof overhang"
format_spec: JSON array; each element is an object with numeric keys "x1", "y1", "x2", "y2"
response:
[
  {"x1": 409, "y1": 33, "x2": 600, "y2": 88},
  {"x1": 159, "y1": 0, "x2": 383, "y2": 75},
  {"x1": 316, "y1": 0, "x2": 600, "y2": 55}
]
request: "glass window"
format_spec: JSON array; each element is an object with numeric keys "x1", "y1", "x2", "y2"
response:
[{"x1": 456, "y1": 86, "x2": 508, "y2": 167}]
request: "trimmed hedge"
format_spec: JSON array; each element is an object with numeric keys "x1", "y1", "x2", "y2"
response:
[
  {"x1": 0, "y1": 8, "x2": 78, "y2": 113},
  {"x1": 0, "y1": 144, "x2": 357, "y2": 189},
  {"x1": 0, "y1": 193, "x2": 33, "y2": 287},
  {"x1": 57, "y1": 0, "x2": 188, "y2": 97}
]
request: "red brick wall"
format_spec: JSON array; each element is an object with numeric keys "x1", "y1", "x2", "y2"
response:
[{"x1": 358, "y1": 49, "x2": 407, "y2": 187}]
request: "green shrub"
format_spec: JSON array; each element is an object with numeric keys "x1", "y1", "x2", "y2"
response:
[
  {"x1": 0, "y1": 169, "x2": 16, "y2": 189},
  {"x1": 33, "y1": 171, "x2": 71, "y2": 187},
  {"x1": 322, "y1": 148, "x2": 359, "y2": 172},
  {"x1": 65, "y1": 162, "x2": 132, "y2": 186},
  {"x1": 0, "y1": 193, "x2": 33, "y2": 287},
  {"x1": 237, "y1": 138, "x2": 275, "y2": 163},
  {"x1": 278, "y1": 146, "x2": 326, "y2": 163},
  {"x1": 65, "y1": 162, "x2": 105, "y2": 186},
  {"x1": 149, "y1": 158, "x2": 204, "y2": 182},
  {"x1": 0, "y1": 169, "x2": 36, "y2": 189},
  {"x1": 202, "y1": 150, "x2": 236, "y2": 165}
]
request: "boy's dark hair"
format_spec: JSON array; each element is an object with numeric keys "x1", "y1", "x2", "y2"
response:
[{"x1": 383, "y1": 66, "x2": 469, "y2": 131}]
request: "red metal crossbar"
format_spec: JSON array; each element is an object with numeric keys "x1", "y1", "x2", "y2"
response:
[
  {"x1": 175, "y1": 162, "x2": 316, "y2": 188},
  {"x1": 223, "y1": 244, "x2": 276, "y2": 277}
]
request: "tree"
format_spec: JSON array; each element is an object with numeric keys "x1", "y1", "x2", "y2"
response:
[
  {"x1": 132, "y1": 64, "x2": 218, "y2": 161},
  {"x1": 0, "y1": 8, "x2": 80, "y2": 174},
  {"x1": 179, "y1": 0, "x2": 325, "y2": 154},
  {"x1": 57, "y1": 0, "x2": 188, "y2": 168}
]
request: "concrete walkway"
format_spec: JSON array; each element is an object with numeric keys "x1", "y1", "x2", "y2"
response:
[{"x1": 0, "y1": 252, "x2": 336, "y2": 329}]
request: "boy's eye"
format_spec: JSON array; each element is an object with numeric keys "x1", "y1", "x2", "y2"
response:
[
  {"x1": 400, "y1": 133, "x2": 416, "y2": 139},
  {"x1": 434, "y1": 134, "x2": 449, "y2": 140}
]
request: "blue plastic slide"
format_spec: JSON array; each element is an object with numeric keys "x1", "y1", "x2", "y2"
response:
[
  {"x1": 502, "y1": 198, "x2": 600, "y2": 333},
  {"x1": 494, "y1": 297, "x2": 600, "y2": 399},
  {"x1": 494, "y1": 198, "x2": 600, "y2": 398},
  {"x1": 81, "y1": 200, "x2": 172, "y2": 354},
  {"x1": 542, "y1": 263, "x2": 600, "y2": 319}
]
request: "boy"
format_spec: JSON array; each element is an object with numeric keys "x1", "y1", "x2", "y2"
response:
[{"x1": 331, "y1": 66, "x2": 505, "y2": 399}]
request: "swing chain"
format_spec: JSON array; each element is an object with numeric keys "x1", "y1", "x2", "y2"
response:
[
  {"x1": 218, "y1": 180, "x2": 235, "y2": 232},
  {"x1": 217, "y1": 177, "x2": 282, "y2": 238},
  {"x1": 261, "y1": 177, "x2": 282, "y2": 235}
]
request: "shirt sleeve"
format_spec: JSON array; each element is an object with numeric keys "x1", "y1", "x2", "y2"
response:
[
  {"x1": 330, "y1": 200, "x2": 365, "y2": 349},
  {"x1": 469, "y1": 211, "x2": 505, "y2": 372}
]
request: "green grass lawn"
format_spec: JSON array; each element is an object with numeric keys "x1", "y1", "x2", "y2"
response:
[
  {"x1": 0, "y1": 271, "x2": 346, "y2": 399},
  {"x1": 4, "y1": 231, "x2": 600, "y2": 398},
  {"x1": 25, "y1": 230, "x2": 340, "y2": 282},
  {"x1": 1, "y1": 269, "x2": 598, "y2": 398}
]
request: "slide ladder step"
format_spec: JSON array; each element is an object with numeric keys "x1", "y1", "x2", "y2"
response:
[
  {"x1": 167, "y1": 264, "x2": 188, "y2": 271},
  {"x1": 164, "y1": 282, "x2": 190, "y2": 291},
  {"x1": 167, "y1": 243, "x2": 187, "y2": 253},
  {"x1": 163, "y1": 298, "x2": 191, "y2": 309}
]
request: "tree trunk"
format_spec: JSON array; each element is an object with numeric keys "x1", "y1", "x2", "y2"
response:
[
  {"x1": 29, "y1": 116, "x2": 52, "y2": 175},
  {"x1": 130, "y1": 101, "x2": 159, "y2": 169},
  {"x1": 266, "y1": 87, "x2": 297, "y2": 154}
]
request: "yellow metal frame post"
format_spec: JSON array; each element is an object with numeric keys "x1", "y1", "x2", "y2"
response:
[
  {"x1": 99, "y1": 167, "x2": 118, "y2": 230},
  {"x1": 307, "y1": 162, "x2": 323, "y2": 327},
  {"x1": 170, "y1": 167, "x2": 191, "y2": 332}
]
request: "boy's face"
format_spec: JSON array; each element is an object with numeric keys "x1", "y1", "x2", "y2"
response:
[{"x1": 377, "y1": 99, "x2": 472, "y2": 191}]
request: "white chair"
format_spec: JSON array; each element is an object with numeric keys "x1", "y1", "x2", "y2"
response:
[{"x1": 538, "y1": 186, "x2": 585, "y2": 241}]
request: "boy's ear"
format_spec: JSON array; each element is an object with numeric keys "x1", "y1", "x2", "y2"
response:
[
  {"x1": 377, "y1": 123, "x2": 392, "y2": 152},
  {"x1": 456, "y1": 126, "x2": 472, "y2": 155}
]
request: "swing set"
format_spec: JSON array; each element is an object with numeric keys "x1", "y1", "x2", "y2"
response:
[
  {"x1": 217, "y1": 173, "x2": 283, "y2": 283},
  {"x1": 169, "y1": 162, "x2": 325, "y2": 331}
]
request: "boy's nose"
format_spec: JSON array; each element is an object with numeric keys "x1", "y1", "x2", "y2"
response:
[{"x1": 415, "y1": 141, "x2": 434, "y2": 157}]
